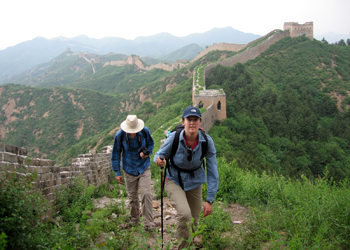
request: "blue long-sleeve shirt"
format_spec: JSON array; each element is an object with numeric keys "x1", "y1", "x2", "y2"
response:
[
  {"x1": 111, "y1": 127, "x2": 154, "y2": 176},
  {"x1": 153, "y1": 130, "x2": 219, "y2": 202}
]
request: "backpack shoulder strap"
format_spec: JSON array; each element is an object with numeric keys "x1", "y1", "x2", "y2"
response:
[
  {"x1": 120, "y1": 130, "x2": 126, "y2": 143},
  {"x1": 170, "y1": 128, "x2": 208, "y2": 162},
  {"x1": 141, "y1": 128, "x2": 147, "y2": 140},
  {"x1": 199, "y1": 129, "x2": 208, "y2": 160},
  {"x1": 121, "y1": 129, "x2": 147, "y2": 146},
  {"x1": 170, "y1": 129, "x2": 182, "y2": 163},
  {"x1": 140, "y1": 128, "x2": 147, "y2": 146}
]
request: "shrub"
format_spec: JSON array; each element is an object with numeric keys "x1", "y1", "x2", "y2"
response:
[{"x1": 0, "y1": 171, "x2": 48, "y2": 249}]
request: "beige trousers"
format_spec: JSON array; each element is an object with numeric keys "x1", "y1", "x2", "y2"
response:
[
  {"x1": 165, "y1": 179, "x2": 202, "y2": 250},
  {"x1": 124, "y1": 166, "x2": 154, "y2": 228}
]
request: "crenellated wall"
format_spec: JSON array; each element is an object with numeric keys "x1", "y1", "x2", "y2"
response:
[{"x1": 0, "y1": 141, "x2": 113, "y2": 208}]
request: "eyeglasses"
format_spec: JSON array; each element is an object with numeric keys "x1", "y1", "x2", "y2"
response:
[{"x1": 187, "y1": 148, "x2": 192, "y2": 161}]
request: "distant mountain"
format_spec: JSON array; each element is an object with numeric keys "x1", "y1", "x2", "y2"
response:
[
  {"x1": 158, "y1": 43, "x2": 204, "y2": 62},
  {"x1": 0, "y1": 37, "x2": 97, "y2": 78},
  {"x1": 314, "y1": 32, "x2": 350, "y2": 44},
  {"x1": 0, "y1": 27, "x2": 261, "y2": 81},
  {"x1": 2, "y1": 50, "x2": 170, "y2": 95},
  {"x1": 178, "y1": 27, "x2": 259, "y2": 47}
]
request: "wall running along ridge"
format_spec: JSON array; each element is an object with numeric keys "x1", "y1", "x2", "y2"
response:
[
  {"x1": 194, "y1": 22, "x2": 313, "y2": 133},
  {"x1": 0, "y1": 22, "x2": 313, "y2": 209}
]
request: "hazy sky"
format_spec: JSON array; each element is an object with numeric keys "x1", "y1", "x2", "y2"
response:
[{"x1": 1, "y1": 0, "x2": 350, "y2": 50}]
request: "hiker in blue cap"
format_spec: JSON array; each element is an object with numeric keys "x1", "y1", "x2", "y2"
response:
[{"x1": 154, "y1": 106, "x2": 219, "y2": 249}]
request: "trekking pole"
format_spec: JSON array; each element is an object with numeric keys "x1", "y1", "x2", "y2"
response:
[{"x1": 159, "y1": 155, "x2": 165, "y2": 249}]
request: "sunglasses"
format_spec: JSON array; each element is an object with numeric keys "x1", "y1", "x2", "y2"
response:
[{"x1": 187, "y1": 148, "x2": 193, "y2": 161}]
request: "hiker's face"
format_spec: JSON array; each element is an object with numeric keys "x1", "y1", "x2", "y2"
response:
[
  {"x1": 183, "y1": 116, "x2": 201, "y2": 134},
  {"x1": 128, "y1": 133, "x2": 137, "y2": 138}
]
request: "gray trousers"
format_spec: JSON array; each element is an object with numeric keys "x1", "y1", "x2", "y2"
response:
[
  {"x1": 124, "y1": 166, "x2": 154, "y2": 228},
  {"x1": 165, "y1": 179, "x2": 202, "y2": 249}
]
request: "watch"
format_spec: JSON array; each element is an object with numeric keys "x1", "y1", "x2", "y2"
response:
[{"x1": 206, "y1": 200, "x2": 214, "y2": 205}]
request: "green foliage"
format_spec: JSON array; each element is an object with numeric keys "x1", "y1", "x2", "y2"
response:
[
  {"x1": 0, "y1": 232, "x2": 7, "y2": 250},
  {"x1": 45, "y1": 176, "x2": 141, "y2": 249},
  {"x1": 217, "y1": 158, "x2": 350, "y2": 249},
  {"x1": 55, "y1": 177, "x2": 96, "y2": 223},
  {"x1": 0, "y1": 171, "x2": 49, "y2": 249},
  {"x1": 199, "y1": 204, "x2": 234, "y2": 249}
]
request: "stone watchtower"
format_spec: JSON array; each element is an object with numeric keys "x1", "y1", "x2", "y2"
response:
[
  {"x1": 191, "y1": 63, "x2": 227, "y2": 132},
  {"x1": 192, "y1": 85, "x2": 227, "y2": 132},
  {"x1": 284, "y1": 22, "x2": 313, "y2": 40}
]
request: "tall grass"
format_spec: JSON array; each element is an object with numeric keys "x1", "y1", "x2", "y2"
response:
[
  {"x1": 2, "y1": 157, "x2": 349, "y2": 249},
  {"x1": 215, "y1": 157, "x2": 350, "y2": 249}
]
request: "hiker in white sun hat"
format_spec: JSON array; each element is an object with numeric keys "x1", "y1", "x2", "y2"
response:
[
  {"x1": 111, "y1": 115, "x2": 155, "y2": 232},
  {"x1": 120, "y1": 115, "x2": 144, "y2": 133}
]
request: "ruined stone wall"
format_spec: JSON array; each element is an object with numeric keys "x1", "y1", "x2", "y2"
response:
[
  {"x1": 0, "y1": 141, "x2": 113, "y2": 207},
  {"x1": 191, "y1": 43, "x2": 247, "y2": 62},
  {"x1": 204, "y1": 30, "x2": 290, "y2": 80}
]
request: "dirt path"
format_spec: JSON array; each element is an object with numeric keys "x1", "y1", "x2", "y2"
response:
[{"x1": 94, "y1": 185, "x2": 250, "y2": 249}]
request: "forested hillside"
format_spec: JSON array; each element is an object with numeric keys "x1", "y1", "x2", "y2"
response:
[
  {"x1": 0, "y1": 84, "x2": 124, "y2": 159},
  {"x1": 207, "y1": 36, "x2": 350, "y2": 181}
]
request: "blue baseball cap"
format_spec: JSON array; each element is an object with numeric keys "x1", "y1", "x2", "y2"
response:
[{"x1": 182, "y1": 106, "x2": 201, "y2": 119}]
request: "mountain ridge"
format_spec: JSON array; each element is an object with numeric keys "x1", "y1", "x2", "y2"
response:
[{"x1": 0, "y1": 27, "x2": 261, "y2": 80}]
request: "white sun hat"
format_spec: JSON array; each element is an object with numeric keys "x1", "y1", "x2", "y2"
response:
[{"x1": 120, "y1": 115, "x2": 144, "y2": 133}]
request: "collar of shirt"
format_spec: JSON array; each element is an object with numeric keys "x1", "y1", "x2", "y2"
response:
[{"x1": 183, "y1": 133, "x2": 199, "y2": 149}]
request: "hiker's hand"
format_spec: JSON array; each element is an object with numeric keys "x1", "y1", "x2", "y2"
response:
[
  {"x1": 140, "y1": 152, "x2": 149, "y2": 159},
  {"x1": 203, "y1": 202, "x2": 213, "y2": 217},
  {"x1": 116, "y1": 175, "x2": 123, "y2": 184},
  {"x1": 156, "y1": 156, "x2": 166, "y2": 168}
]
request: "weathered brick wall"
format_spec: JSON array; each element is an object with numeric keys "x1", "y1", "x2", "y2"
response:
[
  {"x1": 0, "y1": 141, "x2": 113, "y2": 207},
  {"x1": 200, "y1": 103, "x2": 217, "y2": 133}
]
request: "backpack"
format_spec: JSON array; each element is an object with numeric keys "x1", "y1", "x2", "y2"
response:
[
  {"x1": 165, "y1": 124, "x2": 208, "y2": 189},
  {"x1": 120, "y1": 128, "x2": 147, "y2": 147}
]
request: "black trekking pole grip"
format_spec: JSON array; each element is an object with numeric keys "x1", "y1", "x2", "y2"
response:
[{"x1": 159, "y1": 155, "x2": 165, "y2": 248}]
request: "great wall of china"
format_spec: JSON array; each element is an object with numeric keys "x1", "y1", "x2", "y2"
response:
[
  {"x1": 193, "y1": 22, "x2": 313, "y2": 132},
  {"x1": 0, "y1": 22, "x2": 313, "y2": 206}
]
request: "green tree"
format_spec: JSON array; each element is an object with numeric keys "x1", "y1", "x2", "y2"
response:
[{"x1": 337, "y1": 39, "x2": 346, "y2": 46}]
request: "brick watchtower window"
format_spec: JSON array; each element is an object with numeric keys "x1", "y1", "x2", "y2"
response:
[
  {"x1": 199, "y1": 101, "x2": 204, "y2": 108},
  {"x1": 217, "y1": 101, "x2": 221, "y2": 111}
]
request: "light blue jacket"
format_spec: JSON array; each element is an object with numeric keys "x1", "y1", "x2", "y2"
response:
[{"x1": 153, "y1": 130, "x2": 219, "y2": 202}]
